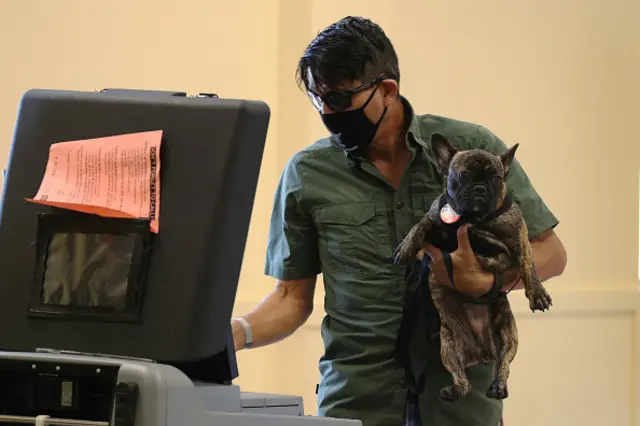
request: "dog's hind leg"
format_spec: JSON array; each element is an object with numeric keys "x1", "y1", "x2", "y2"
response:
[
  {"x1": 439, "y1": 324, "x2": 472, "y2": 402},
  {"x1": 486, "y1": 296, "x2": 518, "y2": 400}
]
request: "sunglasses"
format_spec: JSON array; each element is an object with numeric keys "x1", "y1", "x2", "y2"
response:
[{"x1": 307, "y1": 75, "x2": 389, "y2": 112}]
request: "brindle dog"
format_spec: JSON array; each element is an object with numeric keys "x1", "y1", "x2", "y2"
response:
[{"x1": 393, "y1": 133, "x2": 552, "y2": 403}]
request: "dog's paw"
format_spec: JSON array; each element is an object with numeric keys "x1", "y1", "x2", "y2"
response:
[
  {"x1": 393, "y1": 241, "x2": 417, "y2": 265},
  {"x1": 486, "y1": 380, "x2": 509, "y2": 400},
  {"x1": 527, "y1": 286, "x2": 553, "y2": 312},
  {"x1": 439, "y1": 386, "x2": 462, "y2": 403}
]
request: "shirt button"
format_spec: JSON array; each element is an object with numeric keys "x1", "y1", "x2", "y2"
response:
[{"x1": 396, "y1": 201, "x2": 404, "y2": 210}]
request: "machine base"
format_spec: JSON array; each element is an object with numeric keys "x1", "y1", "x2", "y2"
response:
[{"x1": 0, "y1": 350, "x2": 361, "y2": 426}]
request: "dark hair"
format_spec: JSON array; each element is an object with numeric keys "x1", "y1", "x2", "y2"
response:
[{"x1": 296, "y1": 16, "x2": 400, "y2": 93}]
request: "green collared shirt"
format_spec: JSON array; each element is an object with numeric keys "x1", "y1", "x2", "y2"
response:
[{"x1": 264, "y1": 98, "x2": 558, "y2": 426}]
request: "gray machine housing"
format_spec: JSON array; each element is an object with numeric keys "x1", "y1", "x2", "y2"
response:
[{"x1": 0, "y1": 89, "x2": 362, "y2": 425}]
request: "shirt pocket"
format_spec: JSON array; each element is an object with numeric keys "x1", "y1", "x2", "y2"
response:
[{"x1": 314, "y1": 201, "x2": 395, "y2": 310}]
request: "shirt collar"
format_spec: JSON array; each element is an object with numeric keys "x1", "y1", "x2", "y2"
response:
[{"x1": 401, "y1": 96, "x2": 427, "y2": 150}]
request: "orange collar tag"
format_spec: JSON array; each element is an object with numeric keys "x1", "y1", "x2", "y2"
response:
[{"x1": 440, "y1": 203, "x2": 461, "y2": 224}]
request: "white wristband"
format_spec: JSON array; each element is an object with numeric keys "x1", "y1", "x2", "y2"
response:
[{"x1": 232, "y1": 317, "x2": 253, "y2": 349}]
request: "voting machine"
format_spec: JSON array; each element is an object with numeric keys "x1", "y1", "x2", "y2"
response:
[{"x1": 0, "y1": 89, "x2": 361, "y2": 426}]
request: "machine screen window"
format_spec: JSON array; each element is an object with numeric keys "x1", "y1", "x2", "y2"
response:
[{"x1": 41, "y1": 232, "x2": 136, "y2": 312}]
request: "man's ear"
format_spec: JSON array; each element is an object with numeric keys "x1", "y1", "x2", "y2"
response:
[
  {"x1": 380, "y1": 79, "x2": 399, "y2": 105},
  {"x1": 431, "y1": 133, "x2": 458, "y2": 174},
  {"x1": 500, "y1": 143, "x2": 519, "y2": 177}
]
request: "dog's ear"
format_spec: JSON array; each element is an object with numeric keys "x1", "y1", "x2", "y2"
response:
[
  {"x1": 431, "y1": 133, "x2": 458, "y2": 174},
  {"x1": 500, "y1": 143, "x2": 519, "y2": 177}
]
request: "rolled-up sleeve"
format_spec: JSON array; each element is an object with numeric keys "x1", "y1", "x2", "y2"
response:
[{"x1": 264, "y1": 155, "x2": 321, "y2": 280}]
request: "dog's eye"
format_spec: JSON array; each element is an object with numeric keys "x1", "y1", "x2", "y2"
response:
[
  {"x1": 458, "y1": 171, "x2": 470, "y2": 182},
  {"x1": 492, "y1": 175, "x2": 502, "y2": 183}
]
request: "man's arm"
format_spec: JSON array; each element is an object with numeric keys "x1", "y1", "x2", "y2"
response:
[
  {"x1": 424, "y1": 226, "x2": 567, "y2": 298},
  {"x1": 232, "y1": 153, "x2": 321, "y2": 350},
  {"x1": 460, "y1": 228, "x2": 567, "y2": 297},
  {"x1": 232, "y1": 277, "x2": 316, "y2": 351}
]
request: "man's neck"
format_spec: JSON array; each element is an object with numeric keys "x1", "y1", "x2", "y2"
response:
[{"x1": 366, "y1": 98, "x2": 410, "y2": 163}]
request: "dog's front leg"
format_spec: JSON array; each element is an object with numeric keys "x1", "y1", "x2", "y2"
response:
[
  {"x1": 517, "y1": 223, "x2": 552, "y2": 312},
  {"x1": 393, "y1": 214, "x2": 436, "y2": 264}
]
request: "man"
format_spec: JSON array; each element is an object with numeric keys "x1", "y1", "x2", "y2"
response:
[{"x1": 231, "y1": 16, "x2": 567, "y2": 426}]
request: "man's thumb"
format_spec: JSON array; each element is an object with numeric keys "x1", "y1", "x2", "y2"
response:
[{"x1": 457, "y1": 224, "x2": 473, "y2": 253}]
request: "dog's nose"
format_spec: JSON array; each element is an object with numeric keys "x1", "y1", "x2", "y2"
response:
[{"x1": 474, "y1": 186, "x2": 488, "y2": 197}]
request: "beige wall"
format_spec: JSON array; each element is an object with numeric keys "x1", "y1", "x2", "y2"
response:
[{"x1": 2, "y1": 1, "x2": 640, "y2": 425}]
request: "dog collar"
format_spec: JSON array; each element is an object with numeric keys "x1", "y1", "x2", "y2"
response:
[{"x1": 439, "y1": 193, "x2": 513, "y2": 225}]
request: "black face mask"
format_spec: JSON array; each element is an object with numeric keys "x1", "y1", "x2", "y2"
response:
[{"x1": 320, "y1": 86, "x2": 388, "y2": 155}]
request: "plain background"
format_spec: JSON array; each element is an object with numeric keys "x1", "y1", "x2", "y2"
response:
[{"x1": 1, "y1": 1, "x2": 639, "y2": 425}]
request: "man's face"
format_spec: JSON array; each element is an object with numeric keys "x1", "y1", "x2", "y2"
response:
[{"x1": 305, "y1": 69, "x2": 399, "y2": 152}]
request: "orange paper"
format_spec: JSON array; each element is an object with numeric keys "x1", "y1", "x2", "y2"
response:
[{"x1": 26, "y1": 130, "x2": 162, "y2": 233}]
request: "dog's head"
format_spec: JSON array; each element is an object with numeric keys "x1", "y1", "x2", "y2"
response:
[{"x1": 431, "y1": 133, "x2": 518, "y2": 221}]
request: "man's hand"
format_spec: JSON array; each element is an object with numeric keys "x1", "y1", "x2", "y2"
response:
[{"x1": 422, "y1": 224, "x2": 495, "y2": 298}]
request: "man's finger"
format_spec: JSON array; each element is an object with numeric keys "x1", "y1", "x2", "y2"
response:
[
  {"x1": 422, "y1": 243, "x2": 441, "y2": 261},
  {"x1": 456, "y1": 224, "x2": 473, "y2": 253}
]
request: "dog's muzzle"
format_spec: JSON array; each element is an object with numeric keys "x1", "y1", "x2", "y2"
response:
[{"x1": 456, "y1": 182, "x2": 495, "y2": 213}]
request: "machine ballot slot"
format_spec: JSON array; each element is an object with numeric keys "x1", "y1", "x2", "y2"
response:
[
  {"x1": 28, "y1": 212, "x2": 152, "y2": 323},
  {"x1": 0, "y1": 358, "x2": 120, "y2": 424}
]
